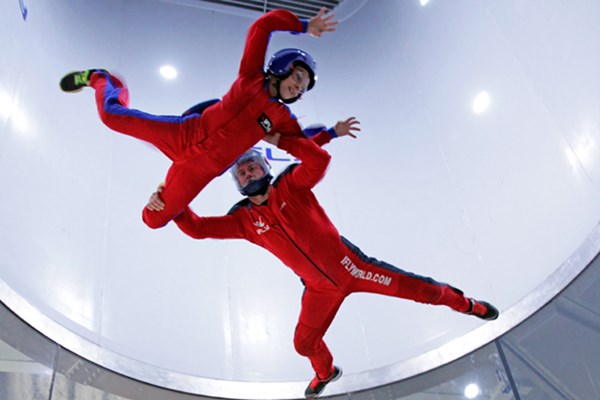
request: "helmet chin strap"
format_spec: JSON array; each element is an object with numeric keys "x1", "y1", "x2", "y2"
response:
[
  {"x1": 241, "y1": 174, "x2": 273, "y2": 196},
  {"x1": 273, "y1": 77, "x2": 300, "y2": 105}
]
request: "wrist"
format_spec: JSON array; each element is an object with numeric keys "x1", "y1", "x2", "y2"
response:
[{"x1": 301, "y1": 19, "x2": 308, "y2": 33}]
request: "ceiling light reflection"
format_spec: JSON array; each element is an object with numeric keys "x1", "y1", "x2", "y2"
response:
[
  {"x1": 240, "y1": 311, "x2": 269, "y2": 345},
  {"x1": 473, "y1": 91, "x2": 490, "y2": 114},
  {"x1": 420, "y1": 0, "x2": 430, "y2": 5},
  {"x1": 0, "y1": 89, "x2": 29, "y2": 133},
  {"x1": 11, "y1": 108, "x2": 28, "y2": 132},
  {"x1": 159, "y1": 65, "x2": 178, "y2": 80},
  {"x1": 464, "y1": 383, "x2": 480, "y2": 398},
  {"x1": 0, "y1": 90, "x2": 12, "y2": 120},
  {"x1": 566, "y1": 128, "x2": 596, "y2": 170}
]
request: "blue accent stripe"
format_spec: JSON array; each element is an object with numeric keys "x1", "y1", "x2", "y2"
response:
[
  {"x1": 340, "y1": 236, "x2": 447, "y2": 286},
  {"x1": 181, "y1": 98, "x2": 220, "y2": 117},
  {"x1": 303, "y1": 125, "x2": 326, "y2": 138},
  {"x1": 101, "y1": 72, "x2": 193, "y2": 124},
  {"x1": 300, "y1": 19, "x2": 308, "y2": 33},
  {"x1": 19, "y1": 0, "x2": 28, "y2": 20}
]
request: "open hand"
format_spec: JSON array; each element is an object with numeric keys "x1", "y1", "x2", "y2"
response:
[
  {"x1": 334, "y1": 117, "x2": 361, "y2": 139},
  {"x1": 307, "y1": 7, "x2": 338, "y2": 38}
]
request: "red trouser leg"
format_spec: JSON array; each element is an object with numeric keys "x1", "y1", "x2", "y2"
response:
[
  {"x1": 88, "y1": 71, "x2": 211, "y2": 228},
  {"x1": 294, "y1": 285, "x2": 345, "y2": 378},
  {"x1": 340, "y1": 237, "x2": 471, "y2": 312},
  {"x1": 141, "y1": 158, "x2": 223, "y2": 228},
  {"x1": 89, "y1": 71, "x2": 203, "y2": 160}
]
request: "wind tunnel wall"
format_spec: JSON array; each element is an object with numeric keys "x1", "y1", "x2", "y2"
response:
[{"x1": 1, "y1": 0, "x2": 600, "y2": 398}]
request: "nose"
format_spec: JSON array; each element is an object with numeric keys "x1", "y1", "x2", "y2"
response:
[
  {"x1": 246, "y1": 171, "x2": 258, "y2": 182},
  {"x1": 293, "y1": 83, "x2": 303, "y2": 96}
]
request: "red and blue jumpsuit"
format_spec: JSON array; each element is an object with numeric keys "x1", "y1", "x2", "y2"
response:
[
  {"x1": 88, "y1": 10, "x2": 309, "y2": 228},
  {"x1": 174, "y1": 135, "x2": 473, "y2": 379}
]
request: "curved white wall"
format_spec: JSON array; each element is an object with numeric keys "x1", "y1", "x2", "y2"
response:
[{"x1": 1, "y1": 0, "x2": 600, "y2": 392}]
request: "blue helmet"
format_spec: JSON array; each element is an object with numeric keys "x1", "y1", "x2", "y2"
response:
[
  {"x1": 230, "y1": 149, "x2": 273, "y2": 196},
  {"x1": 267, "y1": 48, "x2": 317, "y2": 91}
]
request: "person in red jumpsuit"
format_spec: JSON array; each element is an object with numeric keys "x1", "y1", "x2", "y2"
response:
[
  {"x1": 146, "y1": 121, "x2": 500, "y2": 399},
  {"x1": 59, "y1": 7, "x2": 337, "y2": 229}
]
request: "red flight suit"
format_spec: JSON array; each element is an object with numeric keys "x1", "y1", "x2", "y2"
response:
[
  {"x1": 89, "y1": 10, "x2": 309, "y2": 228},
  {"x1": 174, "y1": 136, "x2": 472, "y2": 378}
]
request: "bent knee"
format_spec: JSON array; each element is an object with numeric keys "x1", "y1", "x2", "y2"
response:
[
  {"x1": 294, "y1": 323, "x2": 322, "y2": 356},
  {"x1": 294, "y1": 336, "x2": 319, "y2": 357}
]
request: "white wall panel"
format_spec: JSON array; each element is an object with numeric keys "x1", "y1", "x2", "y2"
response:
[{"x1": 1, "y1": 0, "x2": 599, "y2": 392}]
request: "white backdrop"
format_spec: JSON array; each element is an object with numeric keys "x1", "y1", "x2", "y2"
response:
[{"x1": 1, "y1": 0, "x2": 600, "y2": 386}]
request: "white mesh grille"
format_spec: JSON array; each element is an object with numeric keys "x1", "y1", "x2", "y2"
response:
[{"x1": 194, "y1": 0, "x2": 342, "y2": 19}]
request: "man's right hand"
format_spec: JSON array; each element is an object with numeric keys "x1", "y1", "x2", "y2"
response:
[{"x1": 146, "y1": 183, "x2": 165, "y2": 211}]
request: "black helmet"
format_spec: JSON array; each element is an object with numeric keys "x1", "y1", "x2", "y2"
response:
[{"x1": 230, "y1": 150, "x2": 273, "y2": 196}]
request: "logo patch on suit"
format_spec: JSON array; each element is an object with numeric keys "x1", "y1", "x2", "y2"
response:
[
  {"x1": 253, "y1": 216, "x2": 270, "y2": 235},
  {"x1": 257, "y1": 113, "x2": 273, "y2": 133}
]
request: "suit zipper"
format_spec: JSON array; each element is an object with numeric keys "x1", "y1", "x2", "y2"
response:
[{"x1": 279, "y1": 224, "x2": 339, "y2": 288}]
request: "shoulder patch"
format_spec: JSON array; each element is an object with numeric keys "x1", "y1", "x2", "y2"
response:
[
  {"x1": 273, "y1": 163, "x2": 300, "y2": 187},
  {"x1": 257, "y1": 113, "x2": 273, "y2": 134},
  {"x1": 227, "y1": 198, "x2": 252, "y2": 215}
]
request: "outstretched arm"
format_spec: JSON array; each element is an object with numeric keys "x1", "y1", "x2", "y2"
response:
[
  {"x1": 264, "y1": 117, "x2": 360, "y2": 189},
  {"x1": 276, "y1": 116, "x2": 361, "y2": 147},
  {"x1": 332, "y1": 117, "x2": 361, "y2": 139},
  {"x1": 238, "y1": 9, "x2": 338, "y2": 76},
  {"x1": 146, "y1": 185, "x2": 246, "y2": 240}
]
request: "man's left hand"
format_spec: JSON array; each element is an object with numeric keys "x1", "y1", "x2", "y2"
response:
[{"x1": 146, "y1": 183, "x2": 165, "y2": 211}]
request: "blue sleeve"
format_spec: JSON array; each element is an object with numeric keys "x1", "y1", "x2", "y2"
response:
[
  {"x1": 303, "y1": 124, "x2": 327, "y2": 138},
  {"x1": 300, "y1": 19, "x2": 308, "y2": 33},
  {"x1": 182, "y1": 99, "x2": 220, "y2": 116},
  {"x1": 303, "y1": 124, "x2": 337, "y2": 139}
]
